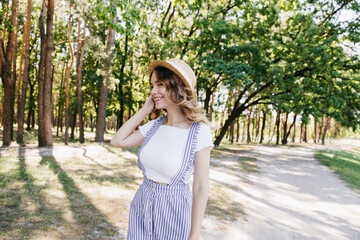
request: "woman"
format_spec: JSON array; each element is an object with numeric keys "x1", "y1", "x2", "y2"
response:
[{"x1": 111, "y1": 58, "x2": 213, "y2": 240}]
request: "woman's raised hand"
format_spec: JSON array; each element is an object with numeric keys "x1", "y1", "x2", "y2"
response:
[{"x1": 143, "y1": 96, "x2": 154, "y2": 114}]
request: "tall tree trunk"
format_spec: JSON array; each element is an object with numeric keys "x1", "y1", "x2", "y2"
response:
[
  {"x1": 236, "y1": 117, "x2": 240, "y2": 143},
  {"x1": 37, "y1": 0, "x2": 46, "y2": 146},
  {"x1": 281, "y1": 112, "x2": 288, "y2": 145},
  {"x1": 71, "y1": 113, "x2": 76, "y2": 139},
  {"x1": 76, "y1": 19, "x2": 86, "y2": 143},
  {"x1": 275, "y1": 110, "x2": 281, "y2": 145},
  {"x1": 0, "y1": 0, "x2": 18, "y2": 146},
  {"x1": 268, "y1": 111, "x2": 272, "y2": 143},
  {"x1": 26, "y1": 66, "x2": 35, "y2": 131},
  {"x1": 303, "y1": 124, "x2": 308, "y2": 143},
  {"x1": 313, "y1": 118, "x2": 317, "y2": 144},
  {"x1": 321, "y1": 117, "x2": 331, "y2": 145},
  {"x1": 64, "y1": 4, "x2": 74, "y2": 145},
  {"x1": 284, "y1": 112, "x2": 297, "y2": 143},
  {"x1": 246, "y1": 108, "x2": 252, "y2": 144},
  {"x1": 204, "y1": 87, "x2": 212, "y2": 115},
  {"x1": 16, "y1": 0, "x2": 33, "y2": 144},
  {"x1": 259, "y1": 110, "x2": 266, "y2": 144},
  {"x1": 318, "y1": 117, "x2": 323, "y2": 143},
  {"x1": 255, "y1": 110, "x2": 260, "y2": 141},
  {"x1": 242, "y1": 115, "x2": 246, "y2": 142},
  {"x1": 209, "y1": 91, "x2": 215, "y2": 122},
  {"x1": 42, "y1": 0, "x2": 55, "y2": 146},
  {"x1": 95, "y1": 22, "x2": 116, "y2": 142},
  {"x1": 56, "y1": 63, "x2": 65, "y2": 136},
  {"x1": 230, "y1": 121, "x2": 234, "y2": 143}
]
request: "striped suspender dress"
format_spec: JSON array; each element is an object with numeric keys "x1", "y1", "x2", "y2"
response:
[{"x1": 127, "y1": 116, "x2": 200, "y2": 240}]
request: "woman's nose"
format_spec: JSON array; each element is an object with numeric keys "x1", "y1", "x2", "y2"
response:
[{"x1": 151, "y1": 86, "x2": 157, "y2": 94}]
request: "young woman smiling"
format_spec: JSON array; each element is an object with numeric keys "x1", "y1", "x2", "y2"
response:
[{"x1": 111, "y1": 58, "x2": 213, "y2": 240}]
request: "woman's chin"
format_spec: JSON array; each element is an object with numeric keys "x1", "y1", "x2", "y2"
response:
[{"x1": 154, "y1": 104, "x2": 163, "y2": 110}]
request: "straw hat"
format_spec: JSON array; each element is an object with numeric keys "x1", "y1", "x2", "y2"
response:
[{"x1": 148, "y1": 58, "x2": 196, "y2": 89}]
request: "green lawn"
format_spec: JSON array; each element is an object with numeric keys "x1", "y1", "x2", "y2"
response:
[{"x1": 315, "y1": 149, "x2": 360, "y2": 192}]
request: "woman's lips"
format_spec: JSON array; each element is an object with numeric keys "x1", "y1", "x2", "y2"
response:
[{"x1": 153, "y1": 97, "x2": 162, "y2": 103}]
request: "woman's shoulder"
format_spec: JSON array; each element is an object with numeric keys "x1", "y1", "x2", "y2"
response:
[{"x1": 196, "y1": 122, "x2": 212, "y2": 137}]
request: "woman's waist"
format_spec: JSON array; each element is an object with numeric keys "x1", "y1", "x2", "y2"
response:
[{"x1": 142, "y1": 176, "x2": 190, "y2": 193}]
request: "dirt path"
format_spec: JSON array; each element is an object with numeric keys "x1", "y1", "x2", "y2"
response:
[
  {"x1": 201, "y1": 142, "x2": 360, "y2": 240},
  {"x1": 1, "y1": 140, "x2": 359, "y2": 239}
]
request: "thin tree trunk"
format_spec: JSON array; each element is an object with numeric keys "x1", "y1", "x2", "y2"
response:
[
  {"x1": 1, "y1": 0, "x2": 18, "y2": 146},
  {"x1": 42, "y1": 0, "x2": 55, "y2": 146},
  {"x1": 37, "y1": 0, "x2": 46, "y2": 146},
  {"x1": 26, "y1": 65, "x2": 35, "y2": 131},
  {"x1": 275, "y1": 110, "x2": 281, "y2": 145},
  {"x1": 313, "y1": 118, "x2": 317, "y2": 144},
  {"x1": 255, "y1": 110, "x2": 260, "y2": 141},
  {"x1": 242, "y1": 115, "x2": 246, "y2": 142},
  {"x1": 64, "y1": 4, "x2": 74, "y2": 145},
  {"x1": 236, "y1": 117, "x2": 240, "y2": 143},
  {"x1": 318, "y1": 117, "x2": 323, "y2": 143},
  {"x1": 291, "y1": 113, "x2": 297, "y2": 143},
  {"x1": 321, "y1": 117, "x2": 331, "y2": 145},
  {"x1": 71, "y1": 113, "x2": 76, "y2": 139},
  {"x1": 76, "y1": 19, "x2": 86, "y2": 143},
  {"x1": 259, "y1": 110, "x2": 266, "y2": 144},
  {"x1": 268, "y1": 111, "x2": 272, "y2": 143},
  {"x1": 303, "y1": 124, "x2": 308, "y2": 143},
  {"x1": 246, "y1": 108, "x2": 252, "y2": 144},
  {"x1": 209, "y1": 91, "x2": 215, "y2": 122},
  {"x1": 16, "y1": 0, "x2": 33, "y2": 144},
  {"x1": 281, "y1": 112, "x2": 288, "y2": 145},
  {"x1": 56, "y1": 64, "x2": 65, "y2": 136},
  {"x1": 95, "y1": 21, "x2": 116, "y2": 142},
  {"x1": 230, "y1": 121, "x2": 234, "y2": 143}
]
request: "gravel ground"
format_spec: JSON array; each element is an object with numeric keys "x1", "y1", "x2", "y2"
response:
[{"x1": 201, "y1": 140, "x2": 360, "y2": 240}]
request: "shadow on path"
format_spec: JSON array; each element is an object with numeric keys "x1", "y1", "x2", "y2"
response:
[
  {"x1": 39, "y1": 147, "x2": 119, "y2": 239},
  {"x1": 0, "y1": 147, "x2": 63, "y2": 239}
]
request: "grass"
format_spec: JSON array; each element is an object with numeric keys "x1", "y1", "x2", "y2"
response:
[{"x1": 315, "y1": 149, "x2": 360, "y2": 192}]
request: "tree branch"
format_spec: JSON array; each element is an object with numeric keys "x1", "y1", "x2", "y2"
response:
[{"x1": 319, "y1": 0, "x2": 353, "y2": 27}]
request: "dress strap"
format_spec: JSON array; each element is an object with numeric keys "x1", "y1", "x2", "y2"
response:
[
  {"x1": 169, "y1": 122, "x2": 200, "y2": 186},
  {"x1": 137, "y1": 116, "x2": 167, "y2": 175}
]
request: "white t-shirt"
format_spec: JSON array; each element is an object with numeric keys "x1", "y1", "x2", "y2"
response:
[{"x1": 139, "y1": 118, "x2": 214, "y2": 184}]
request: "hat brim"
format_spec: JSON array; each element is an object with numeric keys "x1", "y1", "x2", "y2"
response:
[{"x1": 148, "y1": 60, "x2": 192, "y2": 89}]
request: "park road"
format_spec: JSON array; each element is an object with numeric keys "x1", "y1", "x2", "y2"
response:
[{"x1": 201, "y1": 142, "x2": 360, "y2": 240}]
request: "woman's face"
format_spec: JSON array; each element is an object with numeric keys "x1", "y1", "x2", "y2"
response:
[{"x1": 150, "y1": 72, "x2": 173, "y2": 110}]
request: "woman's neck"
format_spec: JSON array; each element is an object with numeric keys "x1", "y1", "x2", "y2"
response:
[{"x1": 164, "y1": 106, "x2": 188, "y2": 127}]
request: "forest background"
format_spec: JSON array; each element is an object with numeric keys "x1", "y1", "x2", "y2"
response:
[{"x1": 0, "y1": 0, "x2": 359, "y2": 148}]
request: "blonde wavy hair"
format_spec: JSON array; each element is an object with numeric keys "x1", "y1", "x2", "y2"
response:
[{"x1": 150, "y1": 67, "x2": 210, "y2": 125}]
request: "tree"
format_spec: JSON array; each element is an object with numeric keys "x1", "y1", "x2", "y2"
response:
[
  {"x1": 16, "y1": 0, "x2": 33, "y2": 144},
  {"x1": 42, "y1": 0, "x2": 55, "y2": 146},
  {"x1": 0, "y1": 0, "x2": 18, "y2": 146},
  {"x1": 37, "y1": 0, "x2": 46, "y2": 146},
  {"x1": 95, "y1": 21, "x2": 116, "y2": 142}
]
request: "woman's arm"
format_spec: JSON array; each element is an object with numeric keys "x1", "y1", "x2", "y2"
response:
[
  {"x1": 189, "y1": 147, "x2": 211, "y2": 240},
  {"x1": 110, "y1": 96, "x2": 154, "y2": 148}
]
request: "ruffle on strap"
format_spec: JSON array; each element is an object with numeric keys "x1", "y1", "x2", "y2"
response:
[{"x1": 177, "y1": 122, "x2": 200, "y2": 184}]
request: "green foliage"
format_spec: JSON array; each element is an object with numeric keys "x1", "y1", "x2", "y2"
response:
[{"x1": 3, "y1": 0, "x2": 359, "y2": 145}]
